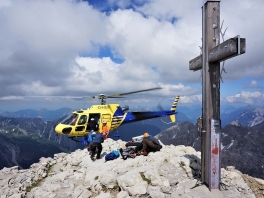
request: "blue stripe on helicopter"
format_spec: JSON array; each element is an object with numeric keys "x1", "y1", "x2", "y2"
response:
[
  {"x1": 114, "y1": 106, "x2": 125, "y2": 116},
  {"x1": 122, "y1": 111, "x2": 177, "y2": 124}
]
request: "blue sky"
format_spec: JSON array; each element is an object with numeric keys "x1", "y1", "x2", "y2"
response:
[{"x1": 0, "y1": 0, "x2": 264, "y2": 112}]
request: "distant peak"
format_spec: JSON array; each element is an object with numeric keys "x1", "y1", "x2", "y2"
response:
[
  {"x1": 245, "y1": 105, "x2": 255, "y2": 110},
  {"x1": 230, "y1": 119, "x2": 242, "y2": 126}
]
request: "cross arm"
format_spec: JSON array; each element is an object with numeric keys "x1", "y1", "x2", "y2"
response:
[{"x1": 189, "y1": 37, "x2": 246, "y2": 71}]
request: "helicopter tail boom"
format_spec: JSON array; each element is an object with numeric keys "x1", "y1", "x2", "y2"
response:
[{"x1": 121, "y1": 95, "x2": 180, "y2": 124}]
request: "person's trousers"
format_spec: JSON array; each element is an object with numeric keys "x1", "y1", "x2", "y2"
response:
[
  {"x1": 91, "y1": 142, "x2": 102, "y2": 159},
  {"x1": 87, "y1": 142, "x2": 93, "y2": 155},
  {"x1": 142, "y1": 139, "x2": 161, "y2": 153}
]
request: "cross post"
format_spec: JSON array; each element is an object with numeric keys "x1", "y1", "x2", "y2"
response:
[{"x1": 189, "y1": 0, "x2": 246, "y2": 190}]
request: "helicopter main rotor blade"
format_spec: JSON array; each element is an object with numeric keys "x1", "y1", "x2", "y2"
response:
[
  {"x1": 23, "y1": 95, "x2": 95, "y2": 101},
  {"x1": 110, "y1": 87, "x2": 162, "y2": 97},
  {"x1": 21, "y1": 87, "x2": 162, "y2": 103},
  {"x1": 107, "y1": 96, "x2": 125, "y2": 98}
]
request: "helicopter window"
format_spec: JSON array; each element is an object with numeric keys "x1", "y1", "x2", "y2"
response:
[
  {"x1": 75, "y1": 126, "x2": 85, "y2": 131},
  {"x1": 77, "y1": 115, "x2": 87, "y2": 125},
  {"x1": 61, "y1": 113, "x2": 79, "y2": 126}
]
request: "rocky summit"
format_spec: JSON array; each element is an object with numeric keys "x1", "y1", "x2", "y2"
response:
[{"x1": 0, "y1": 139, "x2": 263, "y2": 198}]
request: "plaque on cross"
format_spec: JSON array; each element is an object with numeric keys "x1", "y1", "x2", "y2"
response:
[{"x1": 188, "y1": 1, "x2": 246, "y2": 190}]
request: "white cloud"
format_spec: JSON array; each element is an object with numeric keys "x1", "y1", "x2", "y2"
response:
[
  {"x1": 0, "y1": 0, "x2": 264, "y2": 110},
  {"x1": 0, "y1": 0, "x2": 11, "y2": 8},
  {"x1": 0, "y1": 96, "x2": 24, "y2": 100},
  {"x1": 217, "y1": 0, "x2": 264, "y2": 80},
  {"x1": 107, "y1": 8, "x2": 200, "y2": 82},
  {"x1": 225, "y1": 91, "x2": 264, "y2": 105},
  {"x1": 243, "y1": 80, "x2": 263, "y2": 89},
  {"x1": 179, "y1": 95, "x2": 202, "y2": 104}
]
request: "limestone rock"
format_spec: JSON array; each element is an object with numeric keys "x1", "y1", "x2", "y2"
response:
[{"x1": 0, "y1": 138, "x2": 262, "y2": 198}]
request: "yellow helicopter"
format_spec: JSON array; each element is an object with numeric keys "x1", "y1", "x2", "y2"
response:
[{"x1": 54, "y1": 87, "x2": 180, "y2": 139}]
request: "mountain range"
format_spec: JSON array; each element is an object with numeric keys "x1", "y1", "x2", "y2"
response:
[
  {"x1": 156, "y1": 121, "x2": 264, "y2": 180},
  {"x1": 0, "y1": 107, "x2": 72, "y2": 122},
  {"x1": 0, "y1": 116, "x2": 83, "y2": 170},
  {"x1": 0, "y1": 105, "x2": 264, "y2": 180},
  {"x1": 1, "y1": 104, "x2": 263, "y2": 127}
]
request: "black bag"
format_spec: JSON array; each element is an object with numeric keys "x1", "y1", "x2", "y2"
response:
[
  {"x1": 125, "y1": 142, "x2": 143, "y2": 153},
  {"x1": 119, "y1": 147, "x2": 137, "y2": 160}
]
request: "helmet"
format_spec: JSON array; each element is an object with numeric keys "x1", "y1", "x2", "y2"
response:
[
  {"x1": 91, "y1": 118, "x2": 94, "y2": 120},
  {"x1": 143, "y1": 132, "x2": 149, "y2": 138},
  {"x1": 92, "y1": 132, "x2": 96, "y2": 135},
  {"x1": 103, "y1": 121, "x2": 106, "y2": 124}
]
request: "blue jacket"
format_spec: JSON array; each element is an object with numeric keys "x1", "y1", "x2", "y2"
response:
[
  {"x1": 92, "y1": 133, "x2": 104, "y2": 144},
  {"x1": 87, "y1": 135, "x2": 94, "y2": 143}
]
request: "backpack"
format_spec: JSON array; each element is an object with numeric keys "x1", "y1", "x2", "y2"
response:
[
  {"x1": 125, "y1": 142, "x2": 143, "y2": 153},
  {"x1": 88, "y1": 135, "x2": 93, "y2": 143},
  {"x1": 119, "y1": 147, "x2": 137, "y2": 160},
  {"x1": 105, "y1": 150, "x2": 120, "y2": 162}
]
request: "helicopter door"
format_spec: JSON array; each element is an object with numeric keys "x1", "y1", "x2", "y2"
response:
[{"x1": 87, "y1": 113, "x2": 100, "y2": 132}]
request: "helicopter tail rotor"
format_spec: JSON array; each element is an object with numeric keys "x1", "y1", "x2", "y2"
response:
[{"x1": 169, "y1": 96, "x2": 180, "y2": 122}]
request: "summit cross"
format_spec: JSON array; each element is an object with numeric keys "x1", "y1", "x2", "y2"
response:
[{"x1": 189, "y1": 0, "x2": 246, "y2": 190}]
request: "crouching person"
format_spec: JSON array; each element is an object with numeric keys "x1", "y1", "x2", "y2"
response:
[
  {"x1": 140, "y1": 132, "x2": 162, "y2": 156},
  {"x1": 91, "y1": 132, "x2": 104, "y2": 161}
]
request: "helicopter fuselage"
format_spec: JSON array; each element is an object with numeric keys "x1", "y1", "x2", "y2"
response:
[
  {"x1": 55, "y1": 96, "x2": 180, "y2": 137},
  {"x1": 55, "y1": 104, "x2": 123, "y2": 136}
]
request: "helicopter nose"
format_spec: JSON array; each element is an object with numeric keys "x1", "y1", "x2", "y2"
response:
[
  {"x1": 55, "y1": 124, "x2": 64, "y2": 135},
  {"x1": 55, "y1": 124, "x2": 72, "y2": 135}
]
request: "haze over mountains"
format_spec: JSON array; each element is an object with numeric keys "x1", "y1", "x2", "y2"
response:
[
  {"x1": 0, "y1": 108, "x2": 73, "y2": 122},
  {"x1": 0, "y1": 104, "x2": 264, "y2": 180},
  {"x1": 1, "y1": 104, "x2": 263, "y2": 127}
]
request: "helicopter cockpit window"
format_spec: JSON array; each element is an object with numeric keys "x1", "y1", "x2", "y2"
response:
[
  {"x1": 77, "y1": 115, "x2": 87, "y2": 125},
  {"x1": 61, "y1": 113, "x2": 79, "y2": 126}
]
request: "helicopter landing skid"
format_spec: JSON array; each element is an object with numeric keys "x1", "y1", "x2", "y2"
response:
[{"x1": 69, "y1": 137, "x2": 80, "y2": 142}]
